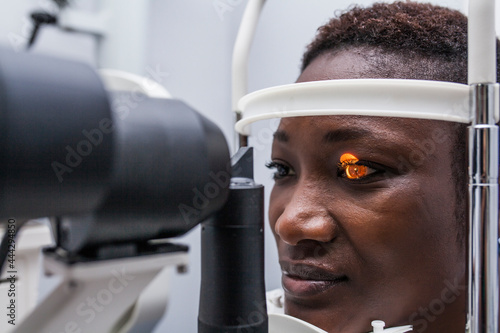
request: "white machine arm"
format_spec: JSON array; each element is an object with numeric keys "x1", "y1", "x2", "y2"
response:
[{"x1": 13, "y1": 247, "x2": 188, "y2": 333}]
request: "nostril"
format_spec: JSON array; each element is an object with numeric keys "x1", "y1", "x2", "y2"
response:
[{"x1": 293, "y1": 239, "x2": 330, "y2": 259}]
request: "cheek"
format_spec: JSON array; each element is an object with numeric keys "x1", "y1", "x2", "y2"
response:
[{"x1": 343, "y1": 177, "x2": 461, "y2": 272}]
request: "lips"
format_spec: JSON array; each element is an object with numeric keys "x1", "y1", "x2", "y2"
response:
[{"x1": 281, "y1": 262, "x2": 348, "y2": 297}]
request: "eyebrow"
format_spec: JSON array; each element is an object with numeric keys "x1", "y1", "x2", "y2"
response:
[
  {"x1": 322, "y1": 128, "x2": 372, "y2": 143},
  {"x1": 273, "y1": 130, "x2": 289, "y2": 142},
  {"x1": 273, "y1": 128, "x2": 372, "y2": 143}
]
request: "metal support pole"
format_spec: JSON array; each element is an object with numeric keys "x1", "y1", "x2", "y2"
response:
[
  {"x1": 467, "y1": 83, "x2": 499, "y2": 333},
  {"x1": 232, "y1": 0, "x2": 267, "y2": 150}
]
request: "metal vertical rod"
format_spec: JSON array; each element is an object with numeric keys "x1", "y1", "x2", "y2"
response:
[
  {"x1": 468, "y1": 84, "x2": 499, "y2": 333},
  {"x1": 467, "y1": 0, "x2": 498, "y2": 330},
  {"x1": 232, "y1": 0, "x2": 267, "y2": 150}
]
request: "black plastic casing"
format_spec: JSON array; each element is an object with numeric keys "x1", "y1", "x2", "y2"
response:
[
  {"x1": 0, "y1": 47, "x2": 114, "y2": 219},
  {"x1": 58, "y1": 97, "x2": 231, "y2": 254},
  {"x1": 199, "y1": 148, "x2": 268, "y2": 333}
]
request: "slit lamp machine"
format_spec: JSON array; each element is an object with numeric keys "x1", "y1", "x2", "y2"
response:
[{"x1": 0, "y1": 0, "x2": 498, "y2": 332}]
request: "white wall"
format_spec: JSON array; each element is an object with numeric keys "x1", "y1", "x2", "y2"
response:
[{"x1": 0, "y1": 0, "x2": 491, "y2": 332}]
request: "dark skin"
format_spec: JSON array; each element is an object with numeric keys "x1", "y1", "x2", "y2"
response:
[{"x1": 268, "y1": 49, "x2": 467, "y2": 332}]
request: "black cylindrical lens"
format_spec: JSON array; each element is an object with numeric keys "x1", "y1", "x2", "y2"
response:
[
  {"x1": 58, "y1": 98, "x2": 231, "y2": 253},
  {"x1": 0, "y1": 47, "x2": 114, "y2": 219}
]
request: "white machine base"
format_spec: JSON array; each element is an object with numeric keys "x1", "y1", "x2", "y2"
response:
[{"x1": 14, "y1": 245, "x2": 188, "y2": 333}]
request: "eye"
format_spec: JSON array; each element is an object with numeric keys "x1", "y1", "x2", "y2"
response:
[
  {"x1": 344, "y1": 163, "x2": 371, "y2": 179},
  {"x1": 337, "y1": 153, "x2": 380, "y2": 180},
  {"x1": 266, "y1": 161, "x2": 296, "y2": 180}
]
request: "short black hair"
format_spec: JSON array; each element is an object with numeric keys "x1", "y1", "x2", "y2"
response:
[{"x1": 301, "y1": 1, "x2": 500, "y2": 84}]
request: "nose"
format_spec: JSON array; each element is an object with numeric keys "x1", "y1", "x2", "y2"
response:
[{"x1": 273, "y1": 181, "x2": 336, "y2": 246}]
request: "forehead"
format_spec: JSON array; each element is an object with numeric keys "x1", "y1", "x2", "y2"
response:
[
  {"x1": 297, "y1": 49, "x2": 373, "y2": 82},
  {"x1": 277, "y1": 47, "x2": 459, "y2": 160},
  {"x1": 275, "y1": 115, "x2": 453, "y2": 148}
]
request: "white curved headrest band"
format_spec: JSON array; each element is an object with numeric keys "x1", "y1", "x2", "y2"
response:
[{"x1": 235, "y1": 79, "x2": 471, "y2": 135}]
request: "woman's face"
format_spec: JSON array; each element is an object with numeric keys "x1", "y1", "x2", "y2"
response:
[{"x1": 268, "y1": 51, "x2": 466, "y2": 332}]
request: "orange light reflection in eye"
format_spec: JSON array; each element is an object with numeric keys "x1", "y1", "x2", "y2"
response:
[
  {"x1": 345, "y1": 164, "x2": 368, "y2": 179},
  {"x1": 340, "y1": 153, "x2": 358, "y2": 164},
  {"x1": 340, "y1": 153, "x2": 368, "y2": 180}
]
